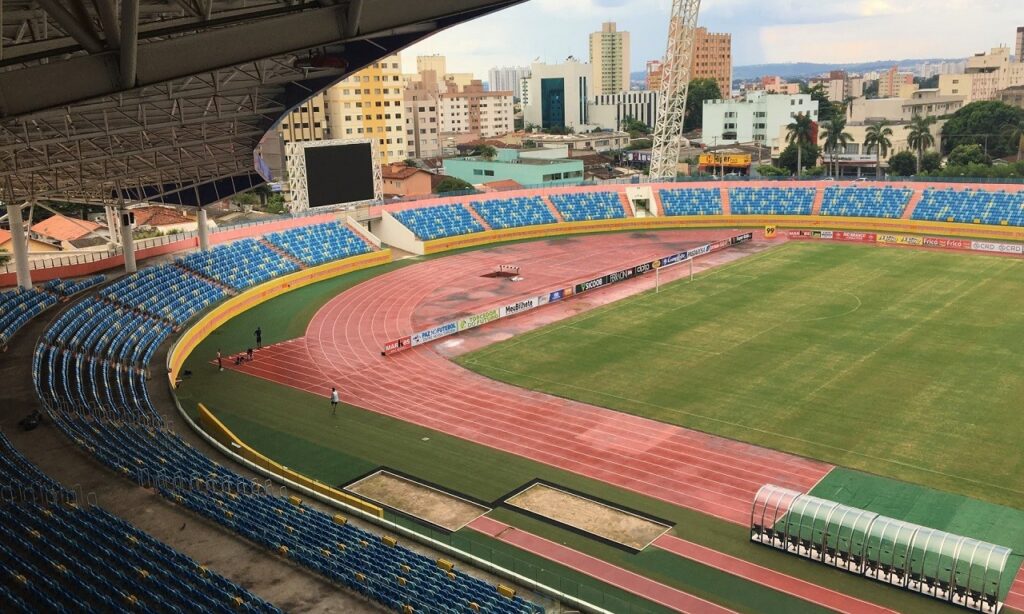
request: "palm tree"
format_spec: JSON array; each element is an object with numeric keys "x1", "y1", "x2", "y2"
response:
[
  {"x1": 905, "y1": 115, "x2": 937, "y2": 174},
  {"x1": 863, "y1": 120, "x2": 894, "y2": 179},
  {"x1": 819, "y1": 117, "x2": 853, "y2": 178},
  {"x1": 785, "y1": 113, "x2": 816, "y2": 178},
  {"x1": 1003, "y1": 118, "x2": 1024, "y2": 162}
]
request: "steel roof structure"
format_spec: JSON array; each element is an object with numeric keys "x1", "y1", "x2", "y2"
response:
[{"x1": 0, "y1": 0, "x2": 523, "y2": 207}]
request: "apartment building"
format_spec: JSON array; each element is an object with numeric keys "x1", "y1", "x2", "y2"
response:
[
  {"x1": 590, "y1": 22, "x2": 631, "y2": 95},
  {"x1": 691, "y1": 27, "x2": 732, "y2": 91}
]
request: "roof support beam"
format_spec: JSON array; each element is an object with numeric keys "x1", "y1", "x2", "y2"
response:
[
  {"x1": 33, "y1": 0, "x2": 105, "y2": 54},
  {"x1": 94, "y1": 0, "x2": 121, "y2": 48},
  {"x1": 120, "y1": 0, "x2": 139, "y2": 88}
]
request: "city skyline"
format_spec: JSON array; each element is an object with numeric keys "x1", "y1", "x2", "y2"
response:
[{"x1": 401, "y1": 0, "x2": 1023, "y2": 80}]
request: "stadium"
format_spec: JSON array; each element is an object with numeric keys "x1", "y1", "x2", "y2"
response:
[{"x1": 2, "y1": 1, "x2": 1024, "y2": 614}]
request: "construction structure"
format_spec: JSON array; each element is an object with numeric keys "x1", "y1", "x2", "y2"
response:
[{"x1": 649, "y1": 0, "x2": 703, "y2": 179}]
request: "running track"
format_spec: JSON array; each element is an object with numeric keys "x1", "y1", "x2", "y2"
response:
[{"x1": 227, "y1": 231, "x2": 832, "y2": 524}]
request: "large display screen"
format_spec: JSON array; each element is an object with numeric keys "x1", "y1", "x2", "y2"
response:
[{"x1": 304, "y1": 143, "x2": 375, "y2": 207}]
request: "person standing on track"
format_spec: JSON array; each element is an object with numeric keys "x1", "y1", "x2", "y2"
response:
[
  {"x1": 330, "y1": 387, "x2": 340, "y2": 416},
  {"x1": 254, "y1": 326, "x2": 262, "y2": 349},
  {"x1": 216, "y1": 349, "x2": 223, "y2": 372}
]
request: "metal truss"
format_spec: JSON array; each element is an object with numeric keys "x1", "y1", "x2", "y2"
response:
[
  {"x1": 649, "y1": 0, "x2": 701, "y2": 180},
  {"x1": 0, "y1": 0, "x2": 525, "y2": 205}
]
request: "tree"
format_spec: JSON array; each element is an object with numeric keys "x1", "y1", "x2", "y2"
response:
[
  {"x1": 819, "y1": 117, "x2": 853, "y2": 177},
  {"x1": 946, "y1": 143, "x2": 990, "y2": 167},
  {"x1": 403, "y1": 158, "x2": 419, "y2": 167},
  {"x1": 621, "y1": 115, "x2": 652, "y2": 136},
  {"x1": 801, "y1": 83, "x2": 839, "y2": 124},
  {"x1": 755, "y1": 164, "x2": 789, "y2": 177},
  {"x1": 863, "y1": 120, "x2": 894, "y2": 179},
  {"x1": 1003, "y1": 116, "x2": 1024, "y2": 161},
  {"x1": 474, "y1": 145, "x2": 498, "y2": 160},
  {"x1": 0, "y1": 250, "x2": 8, "y2": 266},
  {"x1": 785, "y1": 112, "x2": 816, "y2": 177},
  {"x1": 905, "y1": 115, "x2": 937, "y2": 174},
  {"x1": 887, "y1": 150, "x2": 918, "y2": 177},
  {"x1": 921, "y1": 151, "x2": 943, "y2": 173},
  {"x1": 916, "y1": 75, "x2": 940, "y2": 89},
  {"x1": 684, "y1": 78, "x2": 722, "y2": 132},
  {"x1": 941, "y1": 100, "x2": 1024, "y2": 157},
  {"x1": 863, "y1": 80, "x2": 879, "y2": 98},
  {"x1": 434, "y1": 177, "x2": 475, "y2": 194},
  {"x1": 777, "y1": 142, "x2": 821, "y2": 175}
]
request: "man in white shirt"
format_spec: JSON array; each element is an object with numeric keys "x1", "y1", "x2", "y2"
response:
[{"x1": 330, "y1": 387, "x2": 340, "y2": 415}]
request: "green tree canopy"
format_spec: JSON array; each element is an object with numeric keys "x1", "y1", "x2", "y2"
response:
[
  {"x1": 801, "y1": 83, "x2": 841, "y2": 124},
  {"x1": 921, "y1": 151, "x2": 943, "y2": 173},
  {"x1": 621, "y1": 115, "x2": 652, "y2": 136},
  {"x1": 946, "y1": 143, "x2": 991, "y2": 167},
  {"x1": 434, "y1": 177, "x2": 475, "y2": 194},
  {"x1": 887, "y1": 150, "x2": 918, "y2": 176},
  {"x1": 820, "y1": 116, "x2": 854, "y2": 177},
  {"x1": 905, "y1": 115, "x2": 937, "y2": 173},
  {"x1": 474, "y1": 145, "x2": 498, "y2": 160},
  {"x1": 941, "y1": 101, "x2": 1024, "y2": 157},
  {"x1": 777, "y1": 142, "x2": 821, "y2": 175},
  {"x1": 685, "y1": 78, "x2": 722, "y2": 132},
  {"x1": 863, "y1": 120, "x2": 894, "y2": 179},
  {"x1": 785, "y1": 112, "x2": 817, "y2": 177}
]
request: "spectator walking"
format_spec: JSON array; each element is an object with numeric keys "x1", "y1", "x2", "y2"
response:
[
  {"x1": 330, "y1": 387, "x2": 340, "y2": 416},
  {"x1": 254, "y1": 326, "x2": 262, "y2": 349}
]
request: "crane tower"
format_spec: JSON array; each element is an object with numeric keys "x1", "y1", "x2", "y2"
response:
[{"x1": 649, "y1": 0, "x2": 703, "y2": 179}]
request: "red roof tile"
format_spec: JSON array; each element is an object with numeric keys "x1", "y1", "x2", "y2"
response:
[{"x1": 31, "y1": 214, "x2": 103, "y2": 242}]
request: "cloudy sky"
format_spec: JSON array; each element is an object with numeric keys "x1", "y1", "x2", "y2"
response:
[{"x1": 402, "y1": 0, "x2": 1023, "y2": 77}]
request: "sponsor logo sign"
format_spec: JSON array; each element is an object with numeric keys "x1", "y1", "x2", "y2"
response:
[
  {"x1": 457, "y1": 309, "x2": 500, "y2": 331},
  {"x1": 765, "y1": 225, "x2": 777, "y2": 239},
  {"x1": 833, "y1": 231, "x2": 876, "y2": 243},
  {"x1": 972, "y1": 241, "x2": 1024, "y2": 254},
  {"x1": 383, "y1": 336, "x2": 412, "y2": 355},
  {"x1": 549, "y1": 289, "x2": 566, "y2": 303},
  {"x1": 575, "y1": 261, "x2": 656, "y2": 295},
  {"x1": 411, "y1": 321, "x2": 458, "y2": 346},
  {"x1": 924, "y1": 237, "x2": 972, "y2": 250}
]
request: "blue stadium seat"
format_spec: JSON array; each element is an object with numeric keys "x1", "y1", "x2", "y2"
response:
[
  {"x1": 264, "y1": 223, "x2": 372, "y2": 266},
  {"x1": 820, "y1": 186, "x2": 912, "y2": 219},
  {"x1": 470, "y1": 197, "x2": 557, "y2": 229},
  {"x1": 729, "y1": 188, "x2": 814, "y2": 215},
  {"x1": 911, "y1": 188, "x2": 1024, "y2": 226},
  {"x1": 178, "y1": 239, "x2": 298, "y2": 290},
  {"x1": 392, "y1": 204, "x2": 484, "y2": 240},
  {"x1": 658, "y1": 189, "x2": 724, "y2": 216},
  {"x1": 548, "y1": 192, "x2": 626, "y2": 222},
  {"x1": 0, "y1": 287, "x2": 58, "y2": 347}
]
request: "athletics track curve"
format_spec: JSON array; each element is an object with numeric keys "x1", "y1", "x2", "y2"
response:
[{"x1": 228, "y1": 230, "x2": 832, "y2": 525}]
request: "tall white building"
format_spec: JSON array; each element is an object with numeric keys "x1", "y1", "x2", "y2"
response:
[
  {"x1": 522, "y1": 59, "x2": 593, "y2": 131},
  {"x1": 589, "y1": 91, "x2": 659, "y2": 132},
  {"x1": 488, "y1": 66, "x2": 530, "y2": 97},
  {"x1": 589, "y1": 22, "x2": 631, "y2": 95},
  {"x1": 702, "y1": 90, "x2": 819, "y2": 153}
]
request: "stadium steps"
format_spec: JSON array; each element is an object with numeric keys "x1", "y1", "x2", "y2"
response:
[
  {"x1": 344, "y1": 220, "x2": 381, "y2": 252},
  {"x1": 651, "y1": 189, "x2": 666, "y2": 216},
  {"x1": 258, "y1": 239, "x2": 308, "y2": 270},
  {"x1": 173, "y1": 263, "x2": 238, "y2": 295},
  {"x1": 99, "y1": 295, "x2": 179, "y2": 329},
  {"x1": 540, "y1": 195, "x2": 565, "y2": 223},
  {"x1": 463, "y1": 204, "x2": 492, "y2": 231},
  {"x1": 616, "y1": 192, "x2": 635, "y2": 217},
  {"x1": 719, "y1": 187, "x2": 731, "y2": 215},
  {"x1": 902, "y1": 189, "x2": 925, "y2": 220},
  {"x1": 811, "y1": 187, "x2": 826, "y2": 215}
]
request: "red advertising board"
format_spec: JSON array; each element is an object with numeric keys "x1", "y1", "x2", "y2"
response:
[
  {"x1": 833, "y1": 231, "x2": 876, "y2": 243},
  {"x1": 383, "y1": 336, "x2": 412, "y2": 356}
]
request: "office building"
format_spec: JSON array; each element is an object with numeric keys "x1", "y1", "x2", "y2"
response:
[
  {"x1": 589, "y1": 91, "x2": 659, "y2": 132},
  {"x1": 522, "y1": 59, "x2": 593, "y2": 131},
  {"x1": 1016, "y1": 26, "x2": 1023, "y2": 62},
  {"x1": 691, "y1": 27, "x2": 732, "y2": 91},
  {"x1": 939, "y1": 46, "x2": 1024, "y2": 102},
  {"x1": 702, "y1": 90, "x2": 819, "y2": 153},
  {"x1": 488, "y1": 66, "x2": 531, "y2": 97},
  {"x1": 590, "y1": 22, "x2": 631, "y2": 95}
]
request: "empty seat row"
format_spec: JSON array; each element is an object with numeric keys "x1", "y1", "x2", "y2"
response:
[
  {"x1": 41, "y1": 275, "x2": 106, "y2": 297},
  {"x1": 548, "y1": 192, "x2": 626, "y2": 222},
  {"x1": 470, "y1": 197, "x2": 557, "y2": 230},
  {"x1": 659, "y1": 188, "x2": 724, "y2": 216},
  {"x1": 821, "y1": 186, "x2": 912, "y2": 219},
  {"x1": 178, "y1": 239, "x2": 298, "y2": 290},
  {"x1": 264, "y1": 222, "x2": 372, "y2": 267},
  {"x1": 912, "y1": 188, "x2": 1024, "y2": 227},
  {"x1": 392, "y1": 204, "x2": 485, "y2": 241},
  {"x1": 99, "y1": 265, "x2": 223, "y2": 325},
  {"x1": 729, "y1": 188, "x2": 814, "y2": 216},
  {"x1": 0, "y1": 287, "x2": 57, "y2": 347}
]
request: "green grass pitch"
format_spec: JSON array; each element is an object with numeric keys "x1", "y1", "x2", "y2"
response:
[{"x1": 458, "y1": 241, "x2": 1024, "y2": 509}]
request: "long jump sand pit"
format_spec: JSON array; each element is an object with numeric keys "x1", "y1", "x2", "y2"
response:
[
  {"x1": 505, "y1": 483, "x2": 671, "y2": 551},
  {"x1": 345, "y1": 471, "x2": 489, "y2": 532}
]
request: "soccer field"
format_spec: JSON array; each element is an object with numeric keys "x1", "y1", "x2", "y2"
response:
[{"x1": 458, "y1": 241, "x2": 1024, "y2": 508}]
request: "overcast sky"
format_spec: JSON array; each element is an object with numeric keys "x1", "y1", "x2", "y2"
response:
[{"x1": 401, "y1": 0, "x2": 1024, "y2": 77}]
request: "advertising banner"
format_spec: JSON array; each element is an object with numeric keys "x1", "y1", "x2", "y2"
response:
[
  {"x1": 923, "y1": 237, "x2": 972, "y2": 250},
  {"x1": 383, "y1": 336, "x2": 412, "y2": 356},
  {"x1": 500, "y1": 295, "x2": 550, "y2": 318},
  {"x1": 575, "y1": 261, "x2": 656, "y2": 295},
  {"x1": 833, "y1": 231, "x2": 877, "y2": 243},
  {"x1": 972, "y1": 240, "x2": 1024, "y2": 254},
  {"x1": 458, "y1": 308, "x2": 500, "y2": 331},
  {"x1": 411, "y1": 321, "x2": 459, "y2": 346},
  {"x1": 548, "y1": 289, "x2": 567, "y2": 303}
]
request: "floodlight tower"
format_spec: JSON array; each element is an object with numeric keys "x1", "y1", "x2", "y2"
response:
[{"x1": 649, "y1": 0, "x2": 703, "y2": 179}]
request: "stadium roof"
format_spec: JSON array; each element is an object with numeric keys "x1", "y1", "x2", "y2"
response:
[{"x1": 0, "y1": 0, "x2": 524, "y2": 207}]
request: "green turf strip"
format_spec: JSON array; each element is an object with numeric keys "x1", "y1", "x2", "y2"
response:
[
  {"x1": 458, "y1": 241, "x2": 1024, "y2": 510},
  {"x1": 176, "y1": 242, "x2": 986, "y2": 613}
]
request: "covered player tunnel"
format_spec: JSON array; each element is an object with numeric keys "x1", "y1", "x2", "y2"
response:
[{"x1": 751, "y1": 484, "x2": 1014, "y2": 613}]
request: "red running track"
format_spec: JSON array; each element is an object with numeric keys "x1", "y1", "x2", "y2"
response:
[
  {"x1": 468, "y1": 515, "x2": 736, "y2": 614},
  {"x1": 224, "y1": 231, "x2": 832, "y2": 525}
]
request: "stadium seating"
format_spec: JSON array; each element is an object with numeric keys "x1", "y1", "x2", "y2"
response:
[
  {"x1": 820, "y1": 186, "x2": 912, "y2": 219},
  {"x1": 469, "y1": 197, "x2": 558, "y2": 229},
  {"x1": 729, "y1": 188, "x2": 815, "y2": 215},
  {"x1": 0, "y1": 432, "x2": 280, "y2": 613},
  {"x1": 911, "y1": 188, "x2": 1024, "y2": 226},
  {"x1": 99, "y1": 265, "x2": 223, "y2": 326},
  {"x1": 0, "y1": 287, "x2": 57, "y2": 348},
  {"x1": 392, "y1": 204, "x2": 485, "y2": 240},
  {"x1": 548, "y1": 191, "x2": 627, "y2": 222},
  {"x1": 42, "y1": 275, "x2": 106, "y2": 298},
  {"x1": 658, "y1": 188, "x2": 724, "y2": 216},
  {"x1": 264, "y1": 222, "x2": 372, "y2": 266},
  {"x1": 178, "y1": 239, "x2": 298, "y2": 290}
]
